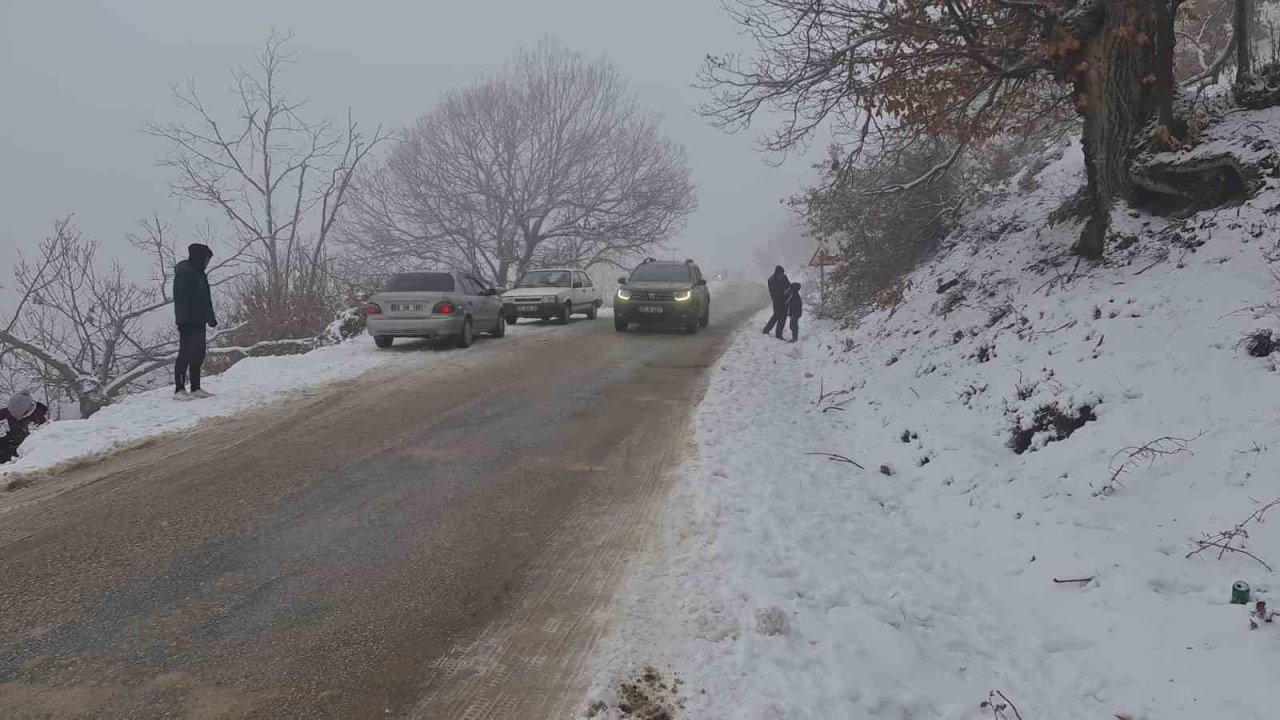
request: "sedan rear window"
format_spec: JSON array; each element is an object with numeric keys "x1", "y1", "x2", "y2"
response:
[
  {"x1": 516, "y1": 270, "x2": 573, "y2": 288},
  {"x1": 629, "y1": 264, "x2": 692, "y2": 283},
  {"x1": 383, "y1": 272, "x2": 455, "y2": 292}
]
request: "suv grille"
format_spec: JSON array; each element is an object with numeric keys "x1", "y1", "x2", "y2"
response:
[{"x1": 634, "y1": 290, "x2": 675, "y2": 301}]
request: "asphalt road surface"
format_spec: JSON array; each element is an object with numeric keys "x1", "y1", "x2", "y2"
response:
[{"x1": 0, "y1": 284, "x2": 765, "y2": 720}]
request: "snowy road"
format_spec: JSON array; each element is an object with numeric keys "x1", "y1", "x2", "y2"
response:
[{"x1": 0, "y1": 285, "x2": 765, "y2": 719}]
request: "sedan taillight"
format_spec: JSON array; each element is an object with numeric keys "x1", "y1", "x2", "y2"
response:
[
  {"x1": 362, "y1": 302, "x2": 383, "y2": 316},
  {"x1": 433, "y1": 301, "x2": 455, "y2": 315}
]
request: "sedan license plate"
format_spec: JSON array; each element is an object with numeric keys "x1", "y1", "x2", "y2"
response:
[
  {"x1": 517, "y1": 305, "x2": 539, "y2": 312},
  {"x1": 638, "y1": 306, "x2": 663, "y2": 314},
  {"x1": 391, "y1": 303, "x2": 424, "y2": 312}
]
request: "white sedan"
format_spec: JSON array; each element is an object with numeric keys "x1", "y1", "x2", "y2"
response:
[{"x1": 500, "y1": 269, "x2": 604, "y2": 325}]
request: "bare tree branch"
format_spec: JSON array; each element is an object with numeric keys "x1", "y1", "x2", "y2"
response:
[
  {"x1": 343, "y1": 38, "x2": 696, "y2": 286},
  {"x1": 145, "y1": 30, "x2": 389, "y2": 323}
]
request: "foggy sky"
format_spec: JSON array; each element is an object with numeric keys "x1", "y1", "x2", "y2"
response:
[{"x1": 1, "y1": 0, "x2": 818, "y2": 281}]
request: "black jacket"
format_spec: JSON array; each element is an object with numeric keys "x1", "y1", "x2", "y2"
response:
[
  {"x1": 0, "y1": 401, "x2": 49, "y2": 461},
  {"x1": 173, "y1": 245, "x2": 216, "y2": 326},
  {"x1": 786, "y1": 291, "x2": 803, "y2": 318},
  {"x1": 767, "y1": 271, "x2": 791, "y2": 303}
]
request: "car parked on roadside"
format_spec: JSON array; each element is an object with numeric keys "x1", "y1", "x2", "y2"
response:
[
  {"x1": 613, "y1": 258, "x2": 710, "y2": 334},
  {"x1": 500, "y1": 268, "x2": 604, "y2": 325},
  {"x1": 364, "y1": 271, "x2": 505, "y2": 349}
]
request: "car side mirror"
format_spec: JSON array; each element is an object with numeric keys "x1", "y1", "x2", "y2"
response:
[
  {"x1": 617, "y1": 277, "x2": 628, "y2": 285},
  {"x1": 696, "y1": 279, "x2": 708, "y2": 286}
]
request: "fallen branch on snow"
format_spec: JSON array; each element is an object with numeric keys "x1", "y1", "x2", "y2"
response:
[
  {"x1": 816, "y1": 379, "x2": 860, "y2": 413},
  {"x1": 980, "y1": 690, "x2": 1023, "y2": 720},
  {"x1": 1095, "y1": 432, "x2": 1203, "y2": 497},
  {"x1": 1187, "y1": 497, "x2": 1280, "y2": 572},
  {"x1": 805, "y1": 452, "x2": 865, "y2": 470},
  {"x1": 1052, "y1": 576, "x2": 1095, "y2": 585}
]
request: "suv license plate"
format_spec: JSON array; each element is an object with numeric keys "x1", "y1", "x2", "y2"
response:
[
  {"x1": 638, "y1": 306, "x2": 663, "y2": 314},
  {"x1": 518, "y1": 305, "x2": 538, "y2": 312}
]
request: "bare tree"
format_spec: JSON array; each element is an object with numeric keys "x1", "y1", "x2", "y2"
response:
[
  {"x1": 0, "y1": 218, "x2": 312, "y2": 418},
  {"x1": 344, "y1": 38, "x2": 696, "y2": 286},
  {"x1": 699, "y1": 0, "x2": 1185, "y2": 260},
  {"x1": 1237, "y1": 0, "x2": 1255, "y2": 81},
  {"x1": 145, "y1": 31, "x2": 389, "y2": 327}
]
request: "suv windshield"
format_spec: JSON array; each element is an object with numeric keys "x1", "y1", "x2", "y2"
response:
[
  {"x1": 383, "y1": 272, "x2": 455, "y2": 292},
  {"x1": 515, "y1": 270, "x2": 573, "y2": 288},
  {"x1": 629, "y1": 264, "x2": 692, "y2": 283}
]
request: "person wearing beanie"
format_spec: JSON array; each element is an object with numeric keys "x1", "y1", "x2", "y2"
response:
[
  {"x1": 0, "y1": 392, "x2": 49, "y2": 464},
  {"x1": 763, "y1": 265, "x2": 791, "y2": 339},
  {"x1": 172, "y1": 243, "x2": 218, "y2": 400},
  {"x1": 785, "y1": 282, "x2": 803, "y2": 343}
]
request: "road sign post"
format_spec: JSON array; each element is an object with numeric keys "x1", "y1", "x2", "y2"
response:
[{"x1": 808, "y1": 243, "x2": 838, "y2": 309}]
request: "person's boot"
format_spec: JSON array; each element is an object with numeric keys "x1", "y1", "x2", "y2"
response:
[
  {"x1": 189, "y1": 388, "x2": 214, "y2": 399},
  {"x1": 174, "y1": 388, "x2": 192, "y2": 401}
]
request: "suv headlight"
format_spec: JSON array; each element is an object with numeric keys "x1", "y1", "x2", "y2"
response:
[
  {"x1": 674, "y1": 289, "x2": 692, "y2": 302},
  {"x1": 617, "y1": 288, "x2": 631, "y2": 301}
]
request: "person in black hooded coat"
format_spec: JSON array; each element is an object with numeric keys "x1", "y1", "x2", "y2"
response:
[
  {"x1": 172, "y1": 243, "x2": 218, "y2": 399},
  {"x1": 762, "y1": 265, "x2": 790, "y2": 339},
  {"x1": 0, "y1": 392, "x2": 49, "y2": 464}
]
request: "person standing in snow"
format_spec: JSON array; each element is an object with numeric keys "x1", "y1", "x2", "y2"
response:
[
  {"x1": 762, "y1": 265, "x2": 791, "y2": 339},
  {"x1": 784, "y1": 282, "x2": 803, "y2": 343},
  {"x1": 0, "y1": 392, "x2": 49, "y2": 464},
  {"x1": 172, "y1": 243, "x2": 218, "y2": 400}
]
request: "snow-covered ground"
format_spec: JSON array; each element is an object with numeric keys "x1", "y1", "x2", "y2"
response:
[
  {"x1": 1, "y1": 319, "x2": 567, "y2": 480},
  {"x1": 583, "y1": 115, "x2": 1280, "y2": 718}
]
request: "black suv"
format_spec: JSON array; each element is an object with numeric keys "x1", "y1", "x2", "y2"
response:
[{"x1": 614, "y1": 258, "x2": 711, "y2": 333}]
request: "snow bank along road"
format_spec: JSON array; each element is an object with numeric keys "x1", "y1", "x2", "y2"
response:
[{"x1": 0, "y1": 284, "x2": 764, "y2": 719}]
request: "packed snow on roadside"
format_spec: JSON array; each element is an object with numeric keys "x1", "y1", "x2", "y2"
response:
[
  {"x1": 1, "y1": 321, "x2": 556, "y2": 479},
  {"x1": 583, "y1": 116, "x2": 1280, "y2": 719}
]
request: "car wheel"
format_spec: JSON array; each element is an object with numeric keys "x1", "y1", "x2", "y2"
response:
[
  {"x1": 684, "y1": 316, "x2": 699, "y2": 334},
  {"x1": 587, "y1": 302, "x2": 598, "y2": 320},
  {"x1": 699, "y1": 304, "x2": 710, "y2": 327},
  {"x1": 491, "y1": 314, "x2": 506, "y2": 338},
  {"x1": 456, "y1": 318, "x2": 474, "y2": 348},
  {"x1": 559, "y1": 302, "x2": 572, "y2": 325},
  {"x1": 374, "y1": 335, "x2": 393, "y2": 349},
  {"x1": 614, "y1": 316, "x2": 628, "y2": 332}
]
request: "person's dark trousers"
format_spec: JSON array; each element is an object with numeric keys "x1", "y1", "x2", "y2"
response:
[
  {"x1": 763, "y1": 300, "x2": 786, "y2": 336},
  {"x1": 175, "y1": 323, "x2": 208, "y2": 391},
  {"x1": 789, "y1": 315, "x2": 799, "y2": 341}
]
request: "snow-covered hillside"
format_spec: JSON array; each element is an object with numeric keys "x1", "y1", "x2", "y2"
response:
[{"x1": 583, "y1": 110, "x2": 1280, "y2": 719}]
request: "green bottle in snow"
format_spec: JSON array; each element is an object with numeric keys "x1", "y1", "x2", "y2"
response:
[{"x1": 1231, "y1": 580, "x2": 1251, "y2": 605}]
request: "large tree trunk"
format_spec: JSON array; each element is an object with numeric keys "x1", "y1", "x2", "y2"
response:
[
  {"x1": 1154, "y1": 0, "x2": 1178, "y2": 130},
  {"x1": 79, "y1": 395, "x2": 104, "y2": 420},
  {"x1": 1071, "y1": 0, "x2": 1160, "y2": 260},
  {"x1": 1235, "y1": 0, "x2": 1253, "y2": 84}
]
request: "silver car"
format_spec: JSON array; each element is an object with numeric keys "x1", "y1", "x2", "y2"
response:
[{"x1": 364, "y1": 271, "x2": 505, "y2": 349}]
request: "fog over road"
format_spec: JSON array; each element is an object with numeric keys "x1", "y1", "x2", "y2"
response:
[{"x1": 0, "y1": 284, "x2": 766, "y2": 719}]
